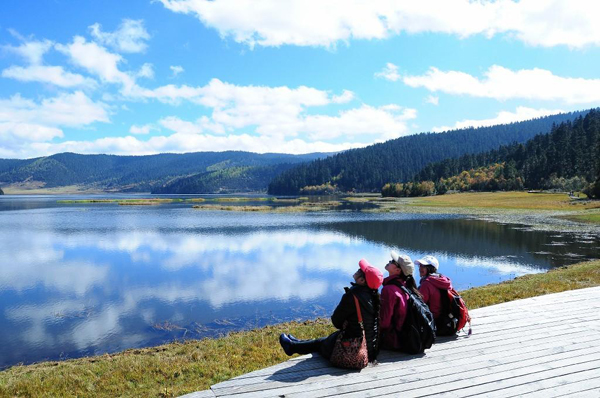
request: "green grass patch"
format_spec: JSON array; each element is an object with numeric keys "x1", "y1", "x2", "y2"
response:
[
  {"x1": 411, "y1": 191, "x2": 600, "y2": 211},
  {"x1": 1, "y1": 260, "x2": 599, "y2": 397},
  {"x1": 560, "y1": 211, "x2": 600, "y2": 224}
]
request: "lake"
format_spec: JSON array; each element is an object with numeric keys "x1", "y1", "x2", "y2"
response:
[{"x1": 0, "y1": 194, "x2": 598, "y2": 369}]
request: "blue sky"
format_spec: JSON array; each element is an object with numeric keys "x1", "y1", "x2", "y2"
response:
[{"x1": 1, "y1": 0, "x2": 599, "y2": 158}]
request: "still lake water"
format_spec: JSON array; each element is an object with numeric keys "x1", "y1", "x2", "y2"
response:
[{"x1": 1, "y1": 195, "x2": 599, "y2": 368}]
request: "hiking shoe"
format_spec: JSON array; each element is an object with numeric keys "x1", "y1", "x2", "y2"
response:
[{"x1": 279, "y1": 333, "x2": 294, "y2": 356}]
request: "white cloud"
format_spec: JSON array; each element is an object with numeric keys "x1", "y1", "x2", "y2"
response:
[
  {"x1": 129, "y1": 124, "x2": 158, "y2": 135},
  {"x1": 89, "y1": 19, "x2": 150, "y2": 53},
  {"x1": 0, "y1": 92, "x2": 109, "y2": 157},
  {"x1": 170, "y1": 65, "x2": 184, "y2": 76},
  {"x1": 3, "y1": 39, "x2": 53, "y2": 64},
  {"x1": 137, "y1": 63, "x2": 154, "y2": 79},
  {"x1": 1, "y1": 76, "x2": 416, "y2": 157},
  {"x1": 331, "y1": 90, "x2": 355, "y2": 104},
  {"x1": 403, "y1": 65, "x2": 600, "y2": 104},
  {"x1": 159, "y1": 0, "x2": 600, "y2": 48},
  {"x1": 302, "y1": 105, "x2": 416, "y2": 141},
  {"x1": 375, "y1": 63, "x2": 400, "y2": 81},
  {"x1": 2, "y1": 65, "x2": 97, "y2": 88},
  {"x1": 425, "y1": 95, "x2": 439, "y2": 105},
  {"x1": 432, "y1": 106, "x2": 565, "y2": 132},
  {"x1": 25, "y1": 131, "x2": 365, "y2": 157},
  {"x1": 56, "y1": 36, "x2": 136, "y2": 92},
  {"x1": 2, "y1": 38, "x2": 96, "y2": 88}
]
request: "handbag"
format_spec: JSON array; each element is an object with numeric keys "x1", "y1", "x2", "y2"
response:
[{"x1": 329, "y1": 294, "x2": 369, "y2": 369}]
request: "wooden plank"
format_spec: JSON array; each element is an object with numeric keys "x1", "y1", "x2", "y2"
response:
[
  {"x1": 213, "y1": 311, "x2": 600, "y2": 394},
  {"x1": 217, "y1": 327, "x2": 600, "y2": 397},
  {"x1": 216, "y1": 307, "x2": 600, "y2": 391},
  {"x1": 215, "y1": 299, "x2": 600, "y2": 391},
  {"x1": 429, "y1": 358, "x2": 600, "y2": 398},
  {"x1": 502, "y1": 368, "x2": 600, "y2": 398},
  {"x1": 269, "y1": 342, "x2": 600, "y2": 398},
  {"x1": 186, "y1": 287, "x2": 600, "y2": 398},
  {"x1": 211, "y1": 325, "x2": 597, "y2": 395}
]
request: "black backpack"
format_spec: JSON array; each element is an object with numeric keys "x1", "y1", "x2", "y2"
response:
[{"x1": 390, "y1": 280, "x2": 436, "y2": 354}]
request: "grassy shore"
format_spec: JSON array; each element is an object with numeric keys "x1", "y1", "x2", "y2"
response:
[
  {"x1": 1, "y1": 259, "x2": 599, "y2": 398},
  {"x1": 411, "y1": 191, "x2": 600, "y2": 211}
]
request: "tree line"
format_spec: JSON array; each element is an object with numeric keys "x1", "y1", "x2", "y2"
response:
[
  {"x1": 385, "y1": 110, "x2": 600, "y2": 198},
  {"x1": 268, "y1": 110, "x2": 589, "y2": 195}
]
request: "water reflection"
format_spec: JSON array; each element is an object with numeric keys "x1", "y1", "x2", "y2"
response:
[{"x1": 0, "y1": 198, "x2": 598, "y2": 368}]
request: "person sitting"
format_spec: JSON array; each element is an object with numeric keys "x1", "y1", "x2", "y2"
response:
[
  {"x1": 279, "y1": 259, "x2": 383, "y2": 365},
  {"x1": 380, "y1": 251, "x2": 422, "y2": 350},
  {"x1": 417, "y1": 255, "x2": 455, "y2": 336}
]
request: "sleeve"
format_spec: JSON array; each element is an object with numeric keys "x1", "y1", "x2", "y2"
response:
[
  {"x1": 379, "y1": 286, "x2": 396, "y2": 331},
  {"x1": 331, "y1": 292, "x2": 355, "y2": 330}
]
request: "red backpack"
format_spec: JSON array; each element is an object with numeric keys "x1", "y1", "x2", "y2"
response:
[{"x1": 445, "y1": 288, "x2": 472, "y2": 335}]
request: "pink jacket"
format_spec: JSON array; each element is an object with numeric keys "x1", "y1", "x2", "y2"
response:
[
  {"x1": 380, "y1": 275, "x2": 408, "y2": 350},
  {"x1": 419, "y1": 274, "x2": 453, "y2": 319}
]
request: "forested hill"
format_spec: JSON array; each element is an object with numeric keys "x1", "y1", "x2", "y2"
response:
[
  {"x1": 267, "y1": 110, "x2": 590, "y2": 195},
  {"x1": 412, "y1": 109, "x2": 600, "y2": 196},
  {"x1": 0, "y1": 151, "x2": 329, "y2": 193},
  {"x1": 152, "y1": 164, "x2": 302, "y2": 194},
  {"x1": 0, "y1": 187, "x2": 4, "y2": 195}
]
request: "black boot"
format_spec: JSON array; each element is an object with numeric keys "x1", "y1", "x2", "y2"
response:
[{"x1": 280, "y1": 333, "x2": 326, "y2": 355}]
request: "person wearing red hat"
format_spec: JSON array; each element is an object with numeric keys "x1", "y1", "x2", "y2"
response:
[
  {"x1": 380, "y1": 250, "x2": 423, "y2": 350},
  {"x1": 279, "y1": 259, "x2": 383, "y2": 364}
]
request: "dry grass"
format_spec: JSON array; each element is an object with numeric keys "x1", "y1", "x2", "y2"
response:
[
  {"x1": 0, "y1": 320, "x2": 334, "y2": 398},
  {"x1": 411, "y1": 191, "x2": 600, "y2": 211},
  {"x1": 192, "y1": 201, "x2": 341, "y2": 213},
  {"x1": 1, "y1": 260, "x2": 599, "y2": 397}
]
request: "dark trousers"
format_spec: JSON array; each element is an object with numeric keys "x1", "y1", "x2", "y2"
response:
[{"x1": 289, "y1": 331, "x2": 339, "y2": 359}]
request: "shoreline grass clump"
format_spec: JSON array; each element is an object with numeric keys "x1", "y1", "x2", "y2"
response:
[
  {"x1": 57, "y1": 199, "x2": 183, "y2": 205},
  {"x1": 1, "y1": 260, "x2": 599, "y2": 397}
]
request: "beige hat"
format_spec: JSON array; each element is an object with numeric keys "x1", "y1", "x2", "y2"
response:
[{"x1": 390, "y1": 250, "x2": 414, "y2": 276}]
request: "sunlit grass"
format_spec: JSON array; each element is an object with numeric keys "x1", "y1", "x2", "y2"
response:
[
  {"x1": 410, "y1": 191, "x2": 600, "y2": 211},
  {"x1": 1, "y1": 260, "x2": 599, "y2": 397}
]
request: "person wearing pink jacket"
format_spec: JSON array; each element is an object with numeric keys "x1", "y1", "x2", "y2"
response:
[
  {"x1": 417, "y1": 255, "x2": 455, "y2": 335},
  {"x1": 380, "y1": 250, "x2": 423, "y2": 350}
]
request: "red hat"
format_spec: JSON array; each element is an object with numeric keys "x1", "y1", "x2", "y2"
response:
[{"x1": 358, "y1": 259, "x2": 383, "y2": 290}]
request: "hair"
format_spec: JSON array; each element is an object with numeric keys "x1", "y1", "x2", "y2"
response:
[
  {"x1": 399, "y1": 271, "x2": 423, "y2": 299},
  {"x1": 424, "y1": 265, "x2": 437, "y2": 276}
]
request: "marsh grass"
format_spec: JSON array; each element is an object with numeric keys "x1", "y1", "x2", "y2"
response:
[
  {"x1": 57, "y1": 199, "x2": 183, "y2": 205},
  {"x1": 2, "y1": 260, "x2": 599, "y2": 397},
  {"x1": 560, "y1": 211, "x2": 600, "y2": 224},
  {"x1": 411, "y1": 191, "x2": 600, "y2": 211},
  {"x1": 192, "y1": 201, "x2": 342, "y2": 213},
  {"x1": 211, "y1": 197, "x2": 272, "y2": 202}
]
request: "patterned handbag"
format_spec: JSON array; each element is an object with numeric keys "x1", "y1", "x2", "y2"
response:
[{"x1": 329, "y1": 294, "x2": 369, "y2": 369}]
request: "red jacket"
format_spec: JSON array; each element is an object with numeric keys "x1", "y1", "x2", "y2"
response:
[
  {"x1": 419, "y1": 274, "x2": 453, "y2": 319},
  {"x1": 380, "y1": 275, "x2": 408, "y2": 350}
]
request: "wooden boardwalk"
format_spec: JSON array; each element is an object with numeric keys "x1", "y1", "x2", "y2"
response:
[{"x1": 182, "y1": 286, "x2": 600, "y2": 397}]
